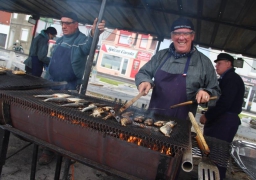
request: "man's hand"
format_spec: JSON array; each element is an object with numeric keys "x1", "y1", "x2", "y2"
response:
[
  {"x1": 200, "y1": 114, "x2": 207, "y2": 124},
  {"x1": 91, "y1": 18, "x2": 106, "y2": 36},
  {"x1": 138, "y1": 82, "x2": 152, "y2": 96},
  {"x1": 196, "y1": 90, "x2": 210, "y2": 104}
]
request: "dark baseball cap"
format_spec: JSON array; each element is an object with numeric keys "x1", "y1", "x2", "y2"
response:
[
  {"x1": 171, "y1": 17, "x2": 194, "y2": 32},
  {"x1": 61, "y1": 12, "x2": 79, "y2": 22},
  {"x1": 214, "y1": 53, "x2": 234, "y2": 63}
]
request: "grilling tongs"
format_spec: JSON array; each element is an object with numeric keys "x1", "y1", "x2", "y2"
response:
[
  {"x1": 110, "y1": 91, "x2": 144, "y2": 122},
  {"x1": 170, "y1": 96, "x2": 218, "y2": 109}
]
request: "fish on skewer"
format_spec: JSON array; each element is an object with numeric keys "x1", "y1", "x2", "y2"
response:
[
  {"x1": 61, "y1": 102, "x2": 87, "y2": 108},
  {"x1": 34, "y1": 93, "x2": 71, "y2": 98},
  {"x1": 66, "y1": 98, "x2": 88, "y2": 103},
  {"x1": 90, "y1": 107, "x2": 105, "y2": 117},
  {"x1": 121, "y1": 111, "x2": 134, "y2": 117},
  {"x1": 165, "y1": 121, "x2": 177, "y2": 128}
]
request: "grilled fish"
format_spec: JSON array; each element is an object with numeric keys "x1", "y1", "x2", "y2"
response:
[
  {"x1": 121, "y1": 117, "x2": 133, "y2": 126},
  {"x1": 81, "y1": 104, "x2": 97, "y2": 112},
  {"x1": 134, "y1": 115, "x2": 145, "y2": 123},
  {"x1": 90, "y1": 107, "x2": 105, "y2": 117},
  {"x1": 160, "y1": 124, "x2": 172, "y2": 137},
  {"x1": 154, "y1": 121, "x2": 168, "y2": 127},
  {"x1": 121, "y1": 111, "x2": 134, "y2": 117},
  {"x1": 66, "y1": 97, "x2": 87, "y2": 103},
  {"x1": 61, "y1": 102, "x2": 86, "y2": 107},
  {"x1": 144, "y1": 118, "x2": 153, "y2": 126},
  {"x1": 34, "y1": 93, "x2": 71, "y2": 98},
  {"x1": 43, "y1": 97, "x2": 69, "y2": 103},
  {"x1": 165, "y1": 121, "x2": 177, "y2": 128}
]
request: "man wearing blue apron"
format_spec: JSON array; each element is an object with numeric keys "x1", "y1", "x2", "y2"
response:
[
  {"x1": 39, "y1": 12, "x2": 106, "y2": 165},
  {"x1": 135, "y1": 17, "x2": 220, "y2": 120},
  {"x1": 200, "y1": 53, "x2": 245, "y2": 180}
]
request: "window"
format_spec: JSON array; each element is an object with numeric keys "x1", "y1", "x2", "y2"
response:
[
  {"x1": 140, "y1": 35, "x2": 149, "y2": 49},
  {"x1": 101, "y1": 54, "x2": 122, "y2": 70},
  {"x1": 20, "y1": 28, "x2": 29, "y2": 41},
  {"x1": 13, "y1": 13, "x2": 18, "y2": 19},
  {"x1": 118, "y1": 31, "x2": 132, "y2": 45},
  {"x1": 25, "y1": 15, "x2": 30, "y2": 21},
  {"x1": 121, "y1": 59, "x2": 128, "y2": 75}
]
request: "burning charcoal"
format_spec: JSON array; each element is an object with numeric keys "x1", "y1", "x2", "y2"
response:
[
  {"x1": 43, "y1": 97, "x2": 69, "y2": 103},
  {"x1": 81, "y1": 104, "x2": 97, "y2": 112},
  {"x1": 160, "y1": 124, "x2": 172, "y2": 137},
  {"x1": 121, "y1": 117, "x2": 133, "y2": 126},
  {"x1": 133, "y1": 115, "x2": 145, "y2": 123},
  {"x1": 90, "y1": 107, "x2": 105, "y2": 117},
  {"x1": 144, "y1": 118, "x2": 153, "y2": 126},
  {"x1": 121, "y1": 111, "x2": 134, "y2": 117},
  {"x1": 154, "y1": 121, "x2": 168, "y2": 127}
]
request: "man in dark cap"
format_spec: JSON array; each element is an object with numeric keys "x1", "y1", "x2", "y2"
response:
[
  {"x1": 200, "y1": 53, "x2": 245, "y2": 180},
  {"x1": 39, "y1": 12, "x2": 105, "y2": 165},
  {"x1": 45, "y1": 12, "x2": 105, "y2": 90},
  {"x1": 135, "y1": 17, "x2": 220, "y2": 120},
  {"x1": 24, "y1": 27, "x2": 57, "y2": 77}
]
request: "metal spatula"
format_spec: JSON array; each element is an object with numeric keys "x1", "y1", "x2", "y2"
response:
[{"x1": 188, "y1": 112, "x2": 220, "y2": 180}]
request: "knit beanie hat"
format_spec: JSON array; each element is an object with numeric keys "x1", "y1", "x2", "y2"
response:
[
  {"x1": 171, "y1": 17, "x2": 194, "y2": 32},
  {"x1": 61, "y1": 12, "x2": 79, "y2": 22},
  {"x1": 46, "y1": 27, "x2": 57, "y2": 35}
]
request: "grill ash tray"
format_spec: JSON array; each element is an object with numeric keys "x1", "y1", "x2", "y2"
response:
[
  {"x1": 231, "y1": 140, "x2": 256, "y2": 179},
  {"x1": 0, "y1": 70, "x2": 63, "y2": 90}
]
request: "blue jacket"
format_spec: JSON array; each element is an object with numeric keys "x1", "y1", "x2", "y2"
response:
[{"x1": 46, "y1": 29, "x2": 93, "y2": 84}]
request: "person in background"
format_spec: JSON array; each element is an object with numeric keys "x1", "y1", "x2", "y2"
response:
[
  {"x1": 24, "y1": 27, "x2": 57, "y2": 77},
  {"x1": 39, "y1": 12, "x2": 105, "y2": 165},
  {"x1": 135, "y1": 17, "x2": 220, "y2": 120},
  {"x1": 200, "y1": 53, "x2": 245, "y2": 180},
  {"x1": 45, "y1": 12, "x2": 105, "y2": 90}
]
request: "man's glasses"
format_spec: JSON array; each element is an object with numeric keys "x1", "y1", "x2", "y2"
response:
[
  {"x1": 171, "y1": 31, "x2": 194, "y2": 37},
  {"x1": 61, "y1": 21, "x2": 76, "y2": 26}
]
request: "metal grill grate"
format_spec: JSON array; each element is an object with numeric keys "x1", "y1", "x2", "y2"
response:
[
  {"x1": 0, "y1": 89, "x2": 191, "y2": 157},
  {"x1": 0, "y1": 70, "x2": 61, "y2": 90}
]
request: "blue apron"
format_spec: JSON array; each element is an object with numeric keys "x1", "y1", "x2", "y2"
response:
[
  {"x1": 31, "y1": 56, "x2": 44, "y2": 77},
  {"x1": 149, "y1": 53, "x2": 191, "y2": 120},
  {"x1": 48, "y1": 42, "x2": 78, "y2": 90}
]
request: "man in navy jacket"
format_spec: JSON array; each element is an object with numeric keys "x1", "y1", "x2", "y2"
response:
[{"x1": 200, "y1": 53, "x2": 245, "y2": 180}]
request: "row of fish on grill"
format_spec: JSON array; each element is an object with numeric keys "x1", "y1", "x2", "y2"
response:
[{"x1": 33, "y1": 93, "x2": 177, "y2": 137}]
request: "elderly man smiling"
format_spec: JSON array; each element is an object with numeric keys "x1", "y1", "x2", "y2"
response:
[{"x1": 135, "y1": 17, "x2": 220, "y2": 120}]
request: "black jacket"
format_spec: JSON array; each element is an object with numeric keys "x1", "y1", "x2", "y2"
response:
[{"x1": 205, "y1": 68, "x2": 245, "y2": 122}]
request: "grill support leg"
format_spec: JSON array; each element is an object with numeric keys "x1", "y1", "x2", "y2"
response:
[
  {"x1": 30, "y1": 144, "x2": 38, "y2": 180},
  {"x1": 54, "y1": 154, "x2": 63, "y2": 180},
  {"x1": 62, "y1": 158, "x2": 71, "y2": 180},
  {"x1": 0, "y1": 128, "x2": 10, "y2": 176}
]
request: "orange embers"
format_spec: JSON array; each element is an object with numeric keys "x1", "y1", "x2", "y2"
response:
[
  {"x1": 119, "y1": 133, "x2": 172, "y2": 156},
  {"x1": 50, "y1": 112, "x2": 88, "y2": 128}
]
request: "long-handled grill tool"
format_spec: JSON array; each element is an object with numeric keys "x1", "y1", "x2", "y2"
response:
[
  {"x1": 110, "y1": 91, "x2": 144, "y2": 122},
  {"x1": 170, "y1": 96, "x2": 218, "y2": 109},
  {"x1": 188, "y1": 112, "x2": 220, "y2": 180}
]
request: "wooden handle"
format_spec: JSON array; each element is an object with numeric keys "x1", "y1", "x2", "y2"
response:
[
  {"x1": 171, "y1": 96, "x2": 218, "y2": 109},
  {"x1": 188, "y1": 112, "x2": 210, "y2": 155},
  {"x1": 119, "y1": 92, "x2": 144, "y2": 113}
]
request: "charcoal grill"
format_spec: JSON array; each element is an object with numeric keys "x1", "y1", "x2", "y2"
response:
[
  {"x1": 0, "y1": 89, "x2": 191, "y2": 180},
  {"x1": 0, "y1": 70, "x2": 63, "y2": 90}
]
